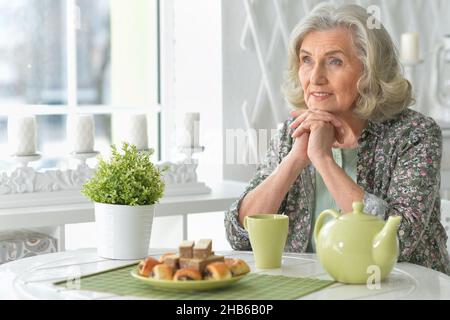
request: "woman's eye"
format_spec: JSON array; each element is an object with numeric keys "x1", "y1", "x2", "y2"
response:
[
  {"x1": 301, "y1": 56, "x2": 312, "y2": 64},
  {"x1": 329, "y1": 58, "x2": 343, "y2": 66}
]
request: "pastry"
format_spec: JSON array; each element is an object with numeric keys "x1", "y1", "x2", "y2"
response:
[
  {"x1": 186, "y1": 255, "x2": 225, "y2": 273},
  {"x1": 179, "y1": 257, "x2": 191, "y2": 269},
  {"x1": 173, "y1": 268, "x2": 202, "y2": 281},
  {"x1": 179, "y1": 240, "x2": 194, "y2": 258},
  {"x1": 162, "y1": 254, "x2": 180, "y2": 270},
  {"x1": 152, "y1": 264, "x2": 174, "y2": 280},
  {"x1": 159, "y1": 252, "x2": 176, "y2": 263},
  {"x1": 224, "y1": 258, "x2": 251, "y2": 276},
  {"x1": 138, "y1": 257, "x2": 161, "y2": 277},
  {"x1": 193, "y1": 239, "x2": 212, "y2": 259},
  {"x1": 204, "y1": 262, "x2": 232, "y2": 280}
]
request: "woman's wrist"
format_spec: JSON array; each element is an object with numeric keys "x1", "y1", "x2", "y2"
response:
[
  {"x1": 237, "y1": 151, "x2": 310, "y2": 228},
  {"x1": 311, "y1": 154, "x2": 335, "y2": 173},
  {"x1": 284, "y1": 153, "x2": 309, "y2": 173}
]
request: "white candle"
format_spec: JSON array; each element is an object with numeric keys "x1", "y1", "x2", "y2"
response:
[
  {"x1": 68, "y1": 114, "x2": 95, "y2": 153},
  {"x1": 126, "y1": 114, "x2": 148, "y2": 150},
  {"x1": 179, "y1": 112, "x2": 200, "y2": 147},
  {"x1": 401, "y1": 32, "x2": 420, "y2": 63},
  {"x1": 8, "y1": 116, "x2": 37, "y2": 156}
]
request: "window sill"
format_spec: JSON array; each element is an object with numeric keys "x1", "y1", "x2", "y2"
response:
[{"x1": 0, "y1": 180, "x2": 245, "y2": 224}]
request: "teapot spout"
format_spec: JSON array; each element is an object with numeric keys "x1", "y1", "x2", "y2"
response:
[{"x1": 372, "y1": 216, "x2": 402, "y2": 268}]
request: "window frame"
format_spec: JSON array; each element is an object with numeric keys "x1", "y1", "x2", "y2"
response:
[
  {"x1": 0, "y1": 0, "x2": 163, "y2": 154},
  {"x1": 159, "y1": 0, "x2": 175, "y2": 162},
  {"x1": 0, "y1": 0, "x2": 166, "y2": 206}
]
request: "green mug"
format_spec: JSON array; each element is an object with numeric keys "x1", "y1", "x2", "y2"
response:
[{"x1": 244, "y1": 214, "x2": 289, "y2": 269}]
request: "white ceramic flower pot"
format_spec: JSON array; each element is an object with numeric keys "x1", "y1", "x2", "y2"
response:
[{"x1": 94, "y1": 202, "x2": 155, "y2": 260}]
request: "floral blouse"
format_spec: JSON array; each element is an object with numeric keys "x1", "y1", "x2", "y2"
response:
[{"x1": 225, "y1": 109, "x2": 450, "y2": 275}]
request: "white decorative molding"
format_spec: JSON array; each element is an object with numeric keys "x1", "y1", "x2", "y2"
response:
[
  {"x1": 0, "y1": 164, "x2": 93, "y2": 195},
  {"x1": 158, "y1": 161, "x2": 198, "y2": 184},
  {"x1": 0, "y1": 161, "x2": 210, "y2": 197},
  {"x1": 159, "y1": 160, "x2": 212, "y2": 196}
]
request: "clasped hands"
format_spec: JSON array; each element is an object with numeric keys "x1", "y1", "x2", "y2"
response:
[{"x1": 287, "y1": 108, "x2": 358, "y2": 168}]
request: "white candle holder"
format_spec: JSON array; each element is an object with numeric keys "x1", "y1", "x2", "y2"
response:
[
  {"x1": 156, "y1": 145, "x2": 210, "y2": 196},
  {"x1": 70, "y1": 151, "x2": 100, "y2": 168},
  {"x1": 177, "y1": 145, "x2": 205, "y2": 164},
  {"x1": 11, "y1": 153, "x2": 42, "y2": 168}
]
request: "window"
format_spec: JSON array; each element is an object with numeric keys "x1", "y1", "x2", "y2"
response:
[{"x1": 0, "y1": 0, "x2": 160, "y2": 172}]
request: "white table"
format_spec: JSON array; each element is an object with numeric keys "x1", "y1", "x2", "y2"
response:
[
  {"x1": 1, "y1": 248, "x2": 450, "y2": 300},
  {"x1": 0, "y1": 180, "x2": 248, "y2": 249}
]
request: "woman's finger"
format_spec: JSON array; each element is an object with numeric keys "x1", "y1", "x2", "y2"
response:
[
  {"x1": 289, "y1": 109, "x2": 306, "y2": 118},
  {"x1": 292, "y1": 126, "x2": 310, "y2": 138},
  {"x1": 309, "y1": 110, "x2": 342, "y2": 125},
  {"x1": 291, "y1": 120, "x2": 311, "y2": 138},
  {"x1": 309, "y1": 120, "x2": 335, "y2": 133},
  {"x1": 289, "y1": 110, "x2": 311, "y2": 129},
  {"x1": 291, "y1": 118, "x2": 320, "y2": 138},
  {"x1": 294, "y1": 118, "x2": 345, "y2": 145},
  {"x1": 300, "y1": 113, "x2": 342, "y2": 128},
  {"x1": 336, "y1": 127, "x2": 345, "y2": 144},
  {"x1": 290, "y1": 109, "x2": 343, "y2": 129},
  {"x1": 292, "y1": 117, "x2": 331, "y2": 138},
  {"x1": 309, "y1": 109, "x2": 344, "y2": 127},
  {"x1": 310, "y1": 109, "x2": 338, "y2": 117}
]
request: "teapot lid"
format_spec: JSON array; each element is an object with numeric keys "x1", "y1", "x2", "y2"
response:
[{"x1": 339, "y1": 202, "x2": 381, "y2": 222}]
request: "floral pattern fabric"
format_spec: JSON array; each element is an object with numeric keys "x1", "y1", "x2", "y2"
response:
[
  {"x1": 0, "y1": 230, "x2": 57, "y2": 265},
  {"x1": 225, "y1": 109, "x2": 450, "y2": 275}
]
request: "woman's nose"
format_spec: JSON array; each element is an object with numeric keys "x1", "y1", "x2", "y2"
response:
[{"x1": 310, "y1": 64, "x2": 327, "y2": 85}]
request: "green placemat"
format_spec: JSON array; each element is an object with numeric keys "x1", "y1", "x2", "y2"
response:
[{"x1": 54, "y1": 264, "x2": 334, "y2": 300}]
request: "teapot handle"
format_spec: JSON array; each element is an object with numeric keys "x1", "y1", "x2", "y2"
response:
[{"x1": 314, "y1": 209, "x2": 340, "y2": 243}]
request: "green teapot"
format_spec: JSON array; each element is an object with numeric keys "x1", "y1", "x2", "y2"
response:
[{"x1": 314, "y1": 202, "x2": 402, "y2": 284}]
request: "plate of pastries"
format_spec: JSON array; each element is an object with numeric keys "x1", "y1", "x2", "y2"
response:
[{"x1": 131, "y1": 239, "x2": 251, "y2": 291}]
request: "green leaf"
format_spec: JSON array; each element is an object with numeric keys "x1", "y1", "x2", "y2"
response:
[{"x1": 81, "y1": 142, "x2": 165, "y2": 206}]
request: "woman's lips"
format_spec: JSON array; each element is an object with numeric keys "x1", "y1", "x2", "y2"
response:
[{"x1": 310, "y1": 92, "x2": 333, "y2": 101}]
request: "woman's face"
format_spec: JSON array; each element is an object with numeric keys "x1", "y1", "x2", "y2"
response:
[{"x1": 298, "y1": 27, "x2": 363, "y2": 114}]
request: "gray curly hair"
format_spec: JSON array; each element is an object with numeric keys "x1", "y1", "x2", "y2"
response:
[{"x1": 282, "y1": 3, "x2": 414, "y2": 122}]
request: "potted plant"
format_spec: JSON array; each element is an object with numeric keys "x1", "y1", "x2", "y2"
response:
[{"x1": 82, "y1": 142, "x2": 165, "y2": 259}]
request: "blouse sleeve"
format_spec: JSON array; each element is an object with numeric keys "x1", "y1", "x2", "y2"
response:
[
  {"x1": 224, "y1": 121, "x2": 290, "y2": 250},
  {"x1": 363, "y1": 191, "x2": 389, "y2": 219},
  {"x1": 383, "y1": 122, "x2": 442, "y2": 262}
]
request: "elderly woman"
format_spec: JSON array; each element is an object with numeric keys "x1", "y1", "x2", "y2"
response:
[{"x1": 225, "y1": 3, "x2": 449, "y2": 275}]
